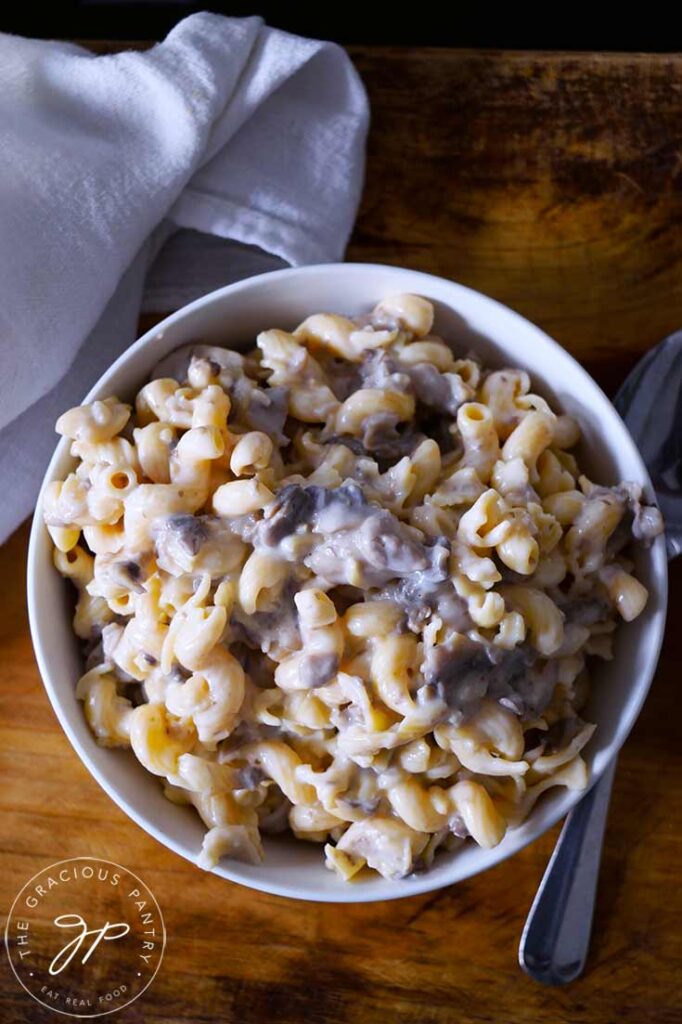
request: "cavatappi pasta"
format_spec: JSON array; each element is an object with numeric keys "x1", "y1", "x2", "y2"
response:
[{"x1": 46, "y1": 294, "x2": 663, "y2": 881}]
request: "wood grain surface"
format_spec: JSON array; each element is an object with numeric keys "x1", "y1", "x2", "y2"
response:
[{"x1": 2, "y1": 47, "x2": 682, "y2": 1024}]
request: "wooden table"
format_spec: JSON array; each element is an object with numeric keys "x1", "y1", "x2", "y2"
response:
[{"x1": 2, "y1": 48, "x2": 681, "y2": 1024}]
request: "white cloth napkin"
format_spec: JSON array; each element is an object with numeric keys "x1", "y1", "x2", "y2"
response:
[{"x1": 0, "y1": 13, "x2": 369, "y2": 543}]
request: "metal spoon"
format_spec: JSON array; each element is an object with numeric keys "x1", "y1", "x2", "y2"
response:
[{"x1": 519, "y1": 332, "x2": 682, "y2": 985}]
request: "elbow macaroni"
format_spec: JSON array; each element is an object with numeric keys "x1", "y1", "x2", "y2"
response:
[{"x1": 46, "y1": 294, "x2": 662, "y2": 882}]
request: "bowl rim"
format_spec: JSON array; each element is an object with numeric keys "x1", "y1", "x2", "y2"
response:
[{"x1": 27, "y1": 261, "x2": 669, "y2": 902}]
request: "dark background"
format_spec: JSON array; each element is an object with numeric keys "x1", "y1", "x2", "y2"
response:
[{"x1": 4, "y1": 1, "x2": 682, "y2": 48}]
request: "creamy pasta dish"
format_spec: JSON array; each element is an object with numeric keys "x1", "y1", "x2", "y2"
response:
[{"x1": 44, "y1": 294, "x2": 663, "y2": 881}]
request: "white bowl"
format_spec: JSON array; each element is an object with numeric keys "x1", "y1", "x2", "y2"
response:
[{"x1": 28, "y1": 263, "x2": 668, "y2": 902}]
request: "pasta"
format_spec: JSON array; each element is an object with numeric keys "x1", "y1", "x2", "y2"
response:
[{"x1": 46, "y1": 294, "x2": 663, "y2": 882}]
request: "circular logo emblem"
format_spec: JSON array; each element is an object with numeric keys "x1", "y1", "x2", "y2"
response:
[{"x1": 5, "y1": 857, "x2": 165, "y2": 1018}]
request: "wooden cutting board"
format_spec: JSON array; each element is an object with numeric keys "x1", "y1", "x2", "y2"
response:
[{"x1": 2, "y1": 46, "x2": 681, "y2": 1024}]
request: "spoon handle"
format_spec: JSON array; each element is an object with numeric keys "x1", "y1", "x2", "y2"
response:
[{"x1": 518, "y1": 757, "x2": 617, "y2": 985}]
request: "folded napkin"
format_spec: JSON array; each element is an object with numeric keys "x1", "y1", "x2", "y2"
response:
[{"x1": 0, "y1": 13, "x2": 369, "y2": 543}]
